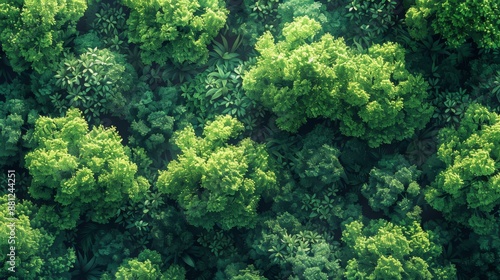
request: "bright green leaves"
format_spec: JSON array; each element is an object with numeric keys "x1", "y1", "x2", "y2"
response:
[
  {"x1": 406, "y1": 0, "x2": 500, "y2": 49},
  {"x1": 342, "y1": 219, "x2": 456, "y2": 279},
  {"x1": 123, "y1": 0, "x2": 228, "y2": 65},
  {"x1": 0, "y1": 196, "x2": 76, "y2": 279},
  {"x1": 157, "y1": 115, "x2": 276, "y2": 230},
  {"x1": 0, "y1": 0, "x2": 87, "y2": 73},
  {"x1": 25, "y1": 108, "x2": 149, "y2": 230},
  {"x1": 426, "y1": 104, "x2": 500, "y2": 235},
  {"x1": 243, "y1": 17, "x2": 433, "y2": 147}
]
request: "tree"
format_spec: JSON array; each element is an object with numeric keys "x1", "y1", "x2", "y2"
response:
[
  {"x1": 50, "y1": 48, "x2": 136, "y2": 122},
  {"x1": 342, "y1": 219, "x2": 456, "y2": 279},
  {"x1": 361, "y1": 155, "x2": 423, "y2": 222},
  {"x1": 243, "y1": 16, "x2": 433, "y2": 147},
  {"x1": 425, "y1": 104, "x2": 500, "y2": 235},
  {"x1": 0, "y1": 195, "x2": 75, "y2": 279},
  {"x1": 406, "y1": 0, "x2": 500, "y2": 49},
  {"x1": 0, "y1": 0, "x2": 87, "y2": 73},
  {"x1": 156, "y1": 115, "x2": 277, "y2": 230},
  {"x1": 122, "y1": 0, "x2": 228, "y2": 65},
  {"x1": 24, "y1": 108, "x2": 149, "y2": 230}
]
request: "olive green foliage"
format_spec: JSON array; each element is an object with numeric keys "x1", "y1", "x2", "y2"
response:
[
  {"x1": 157, "y1": 115, "x2": 277, "y2": 230},
  {"x1": 406, "y1": 0, "x2": 500, "y2": 49},
  {"x1": 25, "y1": 108, "x2": 149, "y2": 230},
  {"x1": 0, "y1": 196, "x2": 76, "y2": 279},
  {"x1": 342, "y1": 219, "x2": 456, "y2": 279},
  {"x1": 362, "y1": 155, "x2": 423, "y2": 222},
  {"x1": 0, "y1": 0, "x2": 87, "y2": 73},
  {"x1": 53, "y1": 48, "x2": 136, "y2": 121},
  {"x1": 243, "y1": 16, "x2": 433, "y2": 147},
  {"x1": 426, "y1": 104, "x2": 500, "y2": 235},
  {"x1": 123, "y1": 0, "x2": 228, "y2": 65},
  {"x1": 249, "y1": 212, "x2": 342, "y2": 279}
]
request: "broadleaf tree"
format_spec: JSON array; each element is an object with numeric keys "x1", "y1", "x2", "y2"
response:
[
  {"x1": 25, "y1": 108, "x2": 149, "y2": 230},
  {"x1": 156, "y1": 115, "x2": 277, "y2": 230},
  {"x1": 243, "y1": 16, "x2": 433, "y2": 147}
]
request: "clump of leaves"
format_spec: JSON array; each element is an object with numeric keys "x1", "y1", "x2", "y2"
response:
[
  {"x1": 342, "y1": 219, "x2": 456, "y2": 279},
  {"x1": 181, "y1": 60, "x2": 265, "y2": 131},
  {"x1": 361, "y1": 155, "x2": 424, "y2": 222},
  {"x1": 426, "y1": 104, "x2": 500, "y2": 235},
  {"x1": 53, "y1": 48, "x2": 136, "y2": 122},
  {"x1": 344, "y1": 0, "x2": 399, "y2": 46},
  {"x1": 431, "y1": 88, "x2": 472, "y2": 127}
]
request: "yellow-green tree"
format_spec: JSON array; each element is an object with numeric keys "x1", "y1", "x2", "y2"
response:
[
  {"x1": 426, "y1": 104, "x2": 500, "y2": 235},
  {"x1": 342, "y1": 219, "x2": 456, "y2": 279},
  {"x1": 122, "y1": 0, "x2": 228, "y2": 65},
  {"x1": 157, "y1": 115, "x2": 277, "y2": 230},
  {"x1": 25, "y1": 108, "x2": 149, "y2": 230},
  {"x1": 243, "y1": 16, "x2": 433, "y2": 147},
  {"x1": 0, "y1": 0, "x2": 87, "y2": 73}
]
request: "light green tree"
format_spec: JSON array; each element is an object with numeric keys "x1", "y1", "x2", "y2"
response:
[
  {"x1": 0, "y1": 0, "x2": 87, "y2": 73},
  {"x1": 406, "y1": 0, "x2": 500, "y2": 48},
  {"x1": 243, "y1": 16, "x2": 433, "y2": 147},
  {"x1": 122, "y1": 0, "x2": 228, "y2": 65},
  {"x1": 0, "y1": 195, "x2": 76, "y2": 279},
  {"x1": 25, "y1": 108, "x2": 149, "y2": 230},
  {"x1": 157, "y1": 115, "x2": 277, "y2": 230},
  {"x1": 342, "y1": 219, "x2": 456, "y2": 279},
  {"x1": 426, "y1": 104, "x2": 500, "y2": 235}
]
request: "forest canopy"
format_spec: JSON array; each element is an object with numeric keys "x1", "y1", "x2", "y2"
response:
[{"x1": 0, "y1": 0, "x2": 499, "y2": 279}]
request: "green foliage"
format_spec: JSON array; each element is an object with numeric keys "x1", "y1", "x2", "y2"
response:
[
  {"x1": 406, "y1": 0, "x2": 500, "y2": 49},
  {"x1": 0, "y1": 0, "x2": 87, "y2": 73},
  {"x1": 249, "y1": 212, "x2": 343, "y2": 279},
  {"x1": 25, "y1": 108, "x2": 149, "y2": 230},
  {"x1": 431, "y1": 88, "x2": 472, "y2": 127},
  {"x1": 89, "y1": 2, "x2": 128, "y2": 53},
  {"x1": 362, "y1": 155, "x2": 423, "y2": 222},
  {"x1": 468, "y1": 58, "x2": 500, "y2": 112},
  {"x1": 157, "y1": 115, "x2": 277, "y2": 230},
  {"x1": 127, "y1": 86, "x2": 187, "y2": 165},
  {"x1": 0, "y1": 80, "x2": 38, "y2": 167},
  {"x1": 181, "y1": 60, "x2": 264, "y2": 131},
  {"x1": 426, "y1": 104, "x2": 500, "y2": 235},
  {"x1": 113, "y1": 249, "x2": 170, "y2": 280},
  {"x1": 0, "y1": 196, "x2": 75, "y2": 279},
  {"x1": 123, "y1": 0, "x2": 228, "y2": 65},
  {"x1": 342, "y1": 219, "x2": 456, "y2": 279},
  {"x1": 53, "y1": 48, "x2": 136, "y2": 122},
  {"x1": 243, "y1": 17, "x2": 433, "y2": 147},
  {"x1": 344, "y1": 0, "x2": 399, "y2": 46}
]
